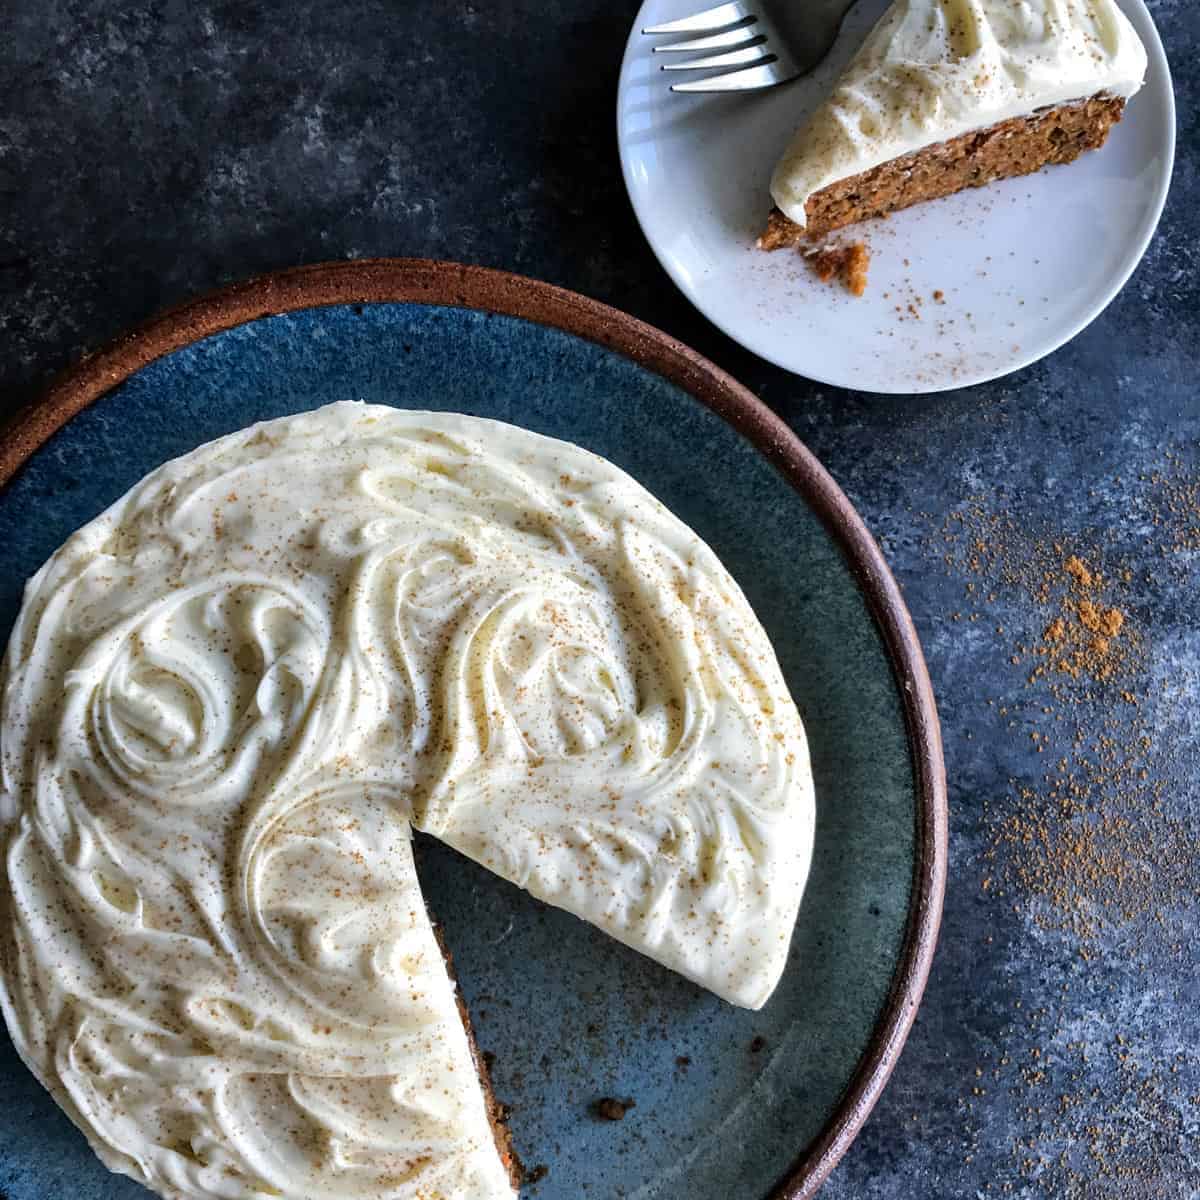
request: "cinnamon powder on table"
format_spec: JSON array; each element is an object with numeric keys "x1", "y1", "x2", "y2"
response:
[{"x1": 925, "y1": 475, "x2": 1200, "y2": 1197}]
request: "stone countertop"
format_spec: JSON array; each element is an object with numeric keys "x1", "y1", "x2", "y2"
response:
[{"x1": 1, "y1": 2, "x2": 1197, "y2": 1197}]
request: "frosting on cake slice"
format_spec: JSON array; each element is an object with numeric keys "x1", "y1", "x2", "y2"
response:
[{"x1": 768, "y1": 0, "x2": 1148, "y2": 234}]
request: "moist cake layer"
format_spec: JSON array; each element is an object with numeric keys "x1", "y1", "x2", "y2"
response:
[
  {"x1": 769, "y1": 0, "x2": 1147, "y2": 232},
  {"x1": 760, "y1": 95, "x2": 1126, "y2": 247}
]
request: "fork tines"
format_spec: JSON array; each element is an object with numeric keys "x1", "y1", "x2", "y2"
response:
[{"x1": 643, "y1": 1, "x2": 788, "y2": 93}]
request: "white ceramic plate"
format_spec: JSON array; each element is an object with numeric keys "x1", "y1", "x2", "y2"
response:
[{"x1": 617, "y1": 0, "x2": 1175, "y2": 394}]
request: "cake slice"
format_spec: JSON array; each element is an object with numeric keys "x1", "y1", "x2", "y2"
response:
[{"x1": 760, "y1": 0, "x2": 1148, "y2": 248}]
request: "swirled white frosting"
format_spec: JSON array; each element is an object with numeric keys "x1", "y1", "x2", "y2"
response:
[
  {"x1": 0, "y1": 402, "x2": 814, "y2": 1200},
  {"x1": 771, "y1": 0, "x2": 1148, "y2": 227}
]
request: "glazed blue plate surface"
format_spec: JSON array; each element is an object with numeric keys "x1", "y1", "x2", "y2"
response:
[{"x1": 0, "y1": 301, "x2": 919, "y2": 1199}]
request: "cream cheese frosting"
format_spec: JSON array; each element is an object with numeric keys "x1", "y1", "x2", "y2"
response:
[
  {"x1": 771, "y1": 0, "x2": 1148, "y2": 227},
  {"x1": 0, "y1": 402, "x2": 815, "y2": 1200}
]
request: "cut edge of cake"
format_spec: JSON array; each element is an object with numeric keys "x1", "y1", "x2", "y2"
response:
[
  {"x1": 759, "y1": 94, "x2": 1128, "y2": 249},
  {"x1": 432, "y1": 924, "x2": 524, "y2": 1195}
]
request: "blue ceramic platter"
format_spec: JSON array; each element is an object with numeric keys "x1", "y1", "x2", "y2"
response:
[{"x1": 0, "y1": 267, "x2": 942, "y2": 1200}]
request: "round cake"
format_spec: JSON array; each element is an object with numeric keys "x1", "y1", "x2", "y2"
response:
[{"x1": 0, "y1": 402, "x2": 815, "y2": 1199}]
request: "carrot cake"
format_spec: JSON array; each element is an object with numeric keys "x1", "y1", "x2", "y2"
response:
[
  {"x1": 760, "y1": 0, "x2": 1148, "y2": 248},
  {"x1": 0, "y1": 402, "x2": 815, "y2": 1200}
]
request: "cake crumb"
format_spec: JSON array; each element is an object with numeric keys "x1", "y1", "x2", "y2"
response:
[
  {"x1": 594, "y1": 1097, "x2": 636, "y2": 1121},
  {"x1": 806, "y1": 241, "x2": 870, "y2": 296},
  {"x1": 525, "y1": 1164, "x2": 549, "y2": 1184}
]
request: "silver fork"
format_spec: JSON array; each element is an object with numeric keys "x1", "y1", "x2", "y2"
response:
[{"x1": 643, "y1": 0, "x2": 857, "y2": 93}]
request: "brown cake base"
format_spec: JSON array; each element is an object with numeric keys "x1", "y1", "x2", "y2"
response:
[
  {"x1": 758, "y1": 94, "x2": 1127, "y2": 249},
  {"x1": 433, "y1": 927, "x2": 524, "y2": 1191}
]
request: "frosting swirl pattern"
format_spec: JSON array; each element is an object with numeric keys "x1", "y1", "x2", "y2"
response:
[{"x1": 0, "y1": 402, "x2": 814, "y2": 1199}]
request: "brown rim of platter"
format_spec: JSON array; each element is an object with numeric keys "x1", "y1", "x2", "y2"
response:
[{"x1": 0, "y1": 257, "x2": 949, "y2": 1200}]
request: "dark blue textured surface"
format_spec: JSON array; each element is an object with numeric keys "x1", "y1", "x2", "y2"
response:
[
  {"x1": 0, "y1": 304, "x2": 915, "y2": 1200},
  {"x1": 2, "y1": 1, "x2": 1197, "y2": 1195}
]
